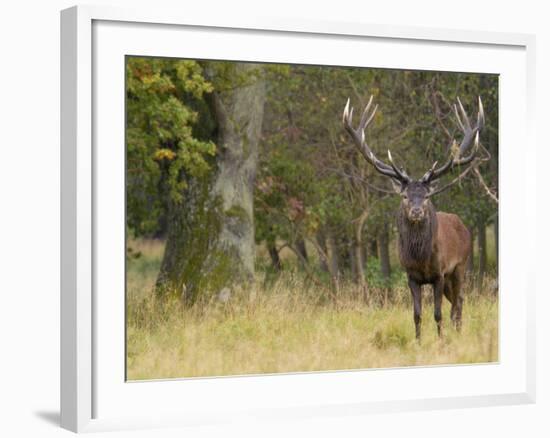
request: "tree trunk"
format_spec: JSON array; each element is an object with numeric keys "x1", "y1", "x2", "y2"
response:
[
  {"x1": 467, "y1": 226, "x2": 475, "y2": 274},
  {"x1": 378, "y1": 223, "x2": 391, "y2": 281},
  {"x1": 156, "y1": 63, "x2": 266, "y2": 304},
  {"x1": 368, "y1": 237, "x2": 378, "y2": 262},
  {"x1": 337, "y1": 233, "x2": 352, "y2": 273},
  {"x1": 352, "y1": 241, "x2": 364, "y2": 283},
  {"x1": 152, "y1": 158, "x2": 171, "y2": 239},
  {"x1": 493, "y1": 214, "x2": 499, "y2": 273},
  {"x1": 326, "y1": 231, "x2": 340, "y2": 292},
  {"x1": 477, "y1": 216, "x2": 487, "y2": 284},
  {"x1": 350, "y1": 244, "x2": 358, "y2": 282},
  {"x1": 362, "y1": 243, "x2": 368, "y2": 272},
  {"x1": 295, "y1": 237, "x2": 309, "y2": 264},
  {"x1": 353, "y1": 208, "x2": 369, "y2": 301},
  {"x1": 315, "y1": 231, "x2": 329, "y2": 273},
  {"x1": 353, "y1": 237, "x2": 367, "y2": 299},
  {"x1": 378, "y1": 223, "x2": 392, "y2": 305},
  {"x1": 267, "y1": 240, "x2": 282, "y2": 272}
]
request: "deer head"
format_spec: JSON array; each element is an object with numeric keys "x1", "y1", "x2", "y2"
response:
[{"x1": 342, "y1": 95, "x2": 485, "y2": 224}]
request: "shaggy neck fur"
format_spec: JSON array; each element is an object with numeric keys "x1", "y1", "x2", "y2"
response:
[{"x1": 397, "y1": 202, "x2": 437, "y2": 264}]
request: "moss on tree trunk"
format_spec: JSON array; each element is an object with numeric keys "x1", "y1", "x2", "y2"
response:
[{"x1": 156, "y1": 63, "x2": 266, "y2": 305}]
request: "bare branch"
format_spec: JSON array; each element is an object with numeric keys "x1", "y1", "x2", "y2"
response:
[
  {"x1": 473, "y1": 167, "x2": 499, "y2": 204},
  {"x1": 429, "y1": 88, "x2": 453, "y2": 143},
  {"x1": 427, "y1": 162, "x2": 477, "y2": 197},
  {"x1": 326, "y1": 167, "x2": 396, "y2": 195}
]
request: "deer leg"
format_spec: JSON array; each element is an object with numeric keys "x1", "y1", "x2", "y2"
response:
[
  {"x1": 443, "y1": 277, "x2": 453, "y2": 303},
  {"x1": 447, "y1": 275, "x2": 458, "y2": 323},
  {"x1": 434, "y1": 277, "x2": 444, "y2": 337},
  {"x1": 408, "y1": 277, "x2": 422, "y2": 340},
  {"x1": 451, "y1": 267, "x2": 465, "y2": 332}
]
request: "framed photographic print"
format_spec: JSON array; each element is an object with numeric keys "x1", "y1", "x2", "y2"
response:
[{"x1": 61, "y1": 4, "x2": 536, "y2": 433}]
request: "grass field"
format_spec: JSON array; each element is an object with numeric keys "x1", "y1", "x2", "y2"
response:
[{"x1": 126, "y1": 239, "x2": 498, "y2": 380}]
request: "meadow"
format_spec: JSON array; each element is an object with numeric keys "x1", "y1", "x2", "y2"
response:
[{"x1": 126, "y1": 238, "x2": 498, "y2": 380}]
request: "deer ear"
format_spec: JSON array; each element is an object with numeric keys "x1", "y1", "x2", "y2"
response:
[{"x1": 391, "y1": 178, "x2": 405, "y2": 194}]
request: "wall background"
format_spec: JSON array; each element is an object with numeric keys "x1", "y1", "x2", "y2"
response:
[{"x1": 0, "y1": 1, "x2": 545, "y2": 436}]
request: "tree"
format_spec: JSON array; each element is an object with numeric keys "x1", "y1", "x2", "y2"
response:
[
  {"x1": 155, "y1": 63, "x2": 266, "y2": 304},
  {"x1": 126, "y1": 58, "x2": 215, "y2": 237},
  {"x1": 127, "y1": 56, "x2": 498, "y2": 304}
]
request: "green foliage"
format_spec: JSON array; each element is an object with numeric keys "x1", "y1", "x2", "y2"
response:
[
  {"x1": 126, "y1": 56, "x2": 498, "y2": 288},
  {"x1": 366, "y1": 257, "x2": 407, "y2": 289},
  {"x1": 207, "y1": 61, "x2": 267, "y2": 91},
  {"x1": 126, "y1": 57, "x2": 215, "y2": 236},
  {"x1": 255, "y1": 143, "x2": 330, "y2": 244}
]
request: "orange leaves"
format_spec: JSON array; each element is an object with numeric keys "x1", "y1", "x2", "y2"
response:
[
  {"x1": 287, "y1": 197, "x2": 305, "y2": 221},
  {"x1": 153, "y1": 148, "x2": 176, "y2": 161}
]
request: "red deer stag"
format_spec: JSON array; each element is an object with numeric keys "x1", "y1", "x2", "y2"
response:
[{"x1": 342, "y1": 96, "x2": 485, "y2": 339}]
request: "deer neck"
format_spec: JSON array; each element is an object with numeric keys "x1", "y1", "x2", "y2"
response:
[{"x1": 397, "y1": 204, "x2": 437, "y2": 264}]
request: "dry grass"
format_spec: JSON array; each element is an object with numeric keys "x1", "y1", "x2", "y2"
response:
[{"x1": 126, "y1": 239, "x2": 498, "y2": 381}]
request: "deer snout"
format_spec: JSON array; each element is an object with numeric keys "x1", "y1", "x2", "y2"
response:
[{"x1": 409, "y1": 207, "x2": 425, "y2": 222}]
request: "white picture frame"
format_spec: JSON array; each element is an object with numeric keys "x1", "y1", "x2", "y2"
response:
[{"x1": 60, "y1": 4, "x2": 536, "y2": 433}]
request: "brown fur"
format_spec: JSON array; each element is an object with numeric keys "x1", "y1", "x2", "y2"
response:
[
  {"x1": 342, "y1": 96, "x2": 484, "y2": 339},
  {"x1": 397, "y1": 194, "x2": 471, "y2": 339}
]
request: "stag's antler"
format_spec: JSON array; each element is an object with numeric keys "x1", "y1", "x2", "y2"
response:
[
  {"x1": 421, "y1": 96, "x2": 485, "y2": 183},
  {"x1": 342, "y1": 96, "x2": 411, "y2": 184}
]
